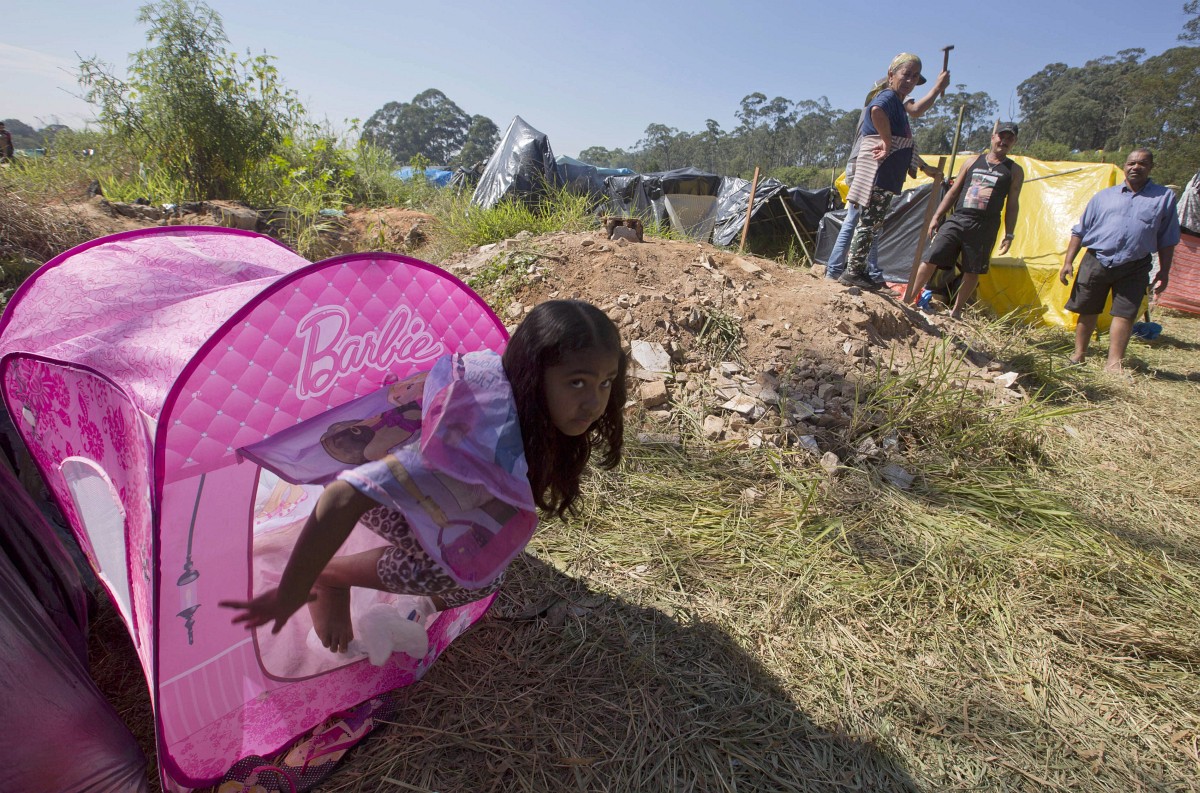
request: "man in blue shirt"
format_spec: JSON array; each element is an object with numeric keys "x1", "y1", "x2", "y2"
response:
[{"x1": 1059, "y1": 149, "x2": 1180, "y2": 372}]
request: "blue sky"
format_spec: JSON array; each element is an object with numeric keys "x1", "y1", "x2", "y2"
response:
[{"x1": 3, "y1": 0, "x2": 1192, "y2": 158}]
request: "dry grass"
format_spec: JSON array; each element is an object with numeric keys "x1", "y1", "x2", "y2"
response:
[
  {"x1": 86, "y1": 310, "x2": 1200, "y2": 792},
  {"x1": 0, "y1": 181, "x2": 98, "y2": 278}
]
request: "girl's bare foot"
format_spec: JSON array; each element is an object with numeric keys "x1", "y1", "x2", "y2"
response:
[{"x1": 308, "y1": 583, "x2": 353, "y2": 654}]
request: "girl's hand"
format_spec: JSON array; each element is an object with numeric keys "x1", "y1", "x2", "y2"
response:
[{"x1": 220, "y1": 587, "x2": 315, "y2": 634}]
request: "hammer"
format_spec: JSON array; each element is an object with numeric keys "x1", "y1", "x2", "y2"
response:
[{"x1": 939, "y1": 45, "x2": 954, "y2": 95}]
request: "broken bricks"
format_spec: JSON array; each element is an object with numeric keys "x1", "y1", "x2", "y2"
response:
[{"x1": 603, "y1": 216, "x2": 644, "y2": 242}]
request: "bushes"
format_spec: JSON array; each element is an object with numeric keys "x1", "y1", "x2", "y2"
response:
[{"x1": 78, "y1": 0, "x2": 302, "y2": 200}]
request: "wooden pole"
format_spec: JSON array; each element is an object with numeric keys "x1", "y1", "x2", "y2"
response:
[
  {"x1": 777, "y1": 194, "x2": 813, "y2": 263},
  {"x1": 947, "y1": 104, "x2": 966, "y2": 180},
  {"x1": 905, "y1": 156, "x2": 946, "y2": 300},
  {"x1": 738, "y1": 166, "x2": 761, "y2": 253}
]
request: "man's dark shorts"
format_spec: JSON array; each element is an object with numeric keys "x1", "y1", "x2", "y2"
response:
[
  {"x1": 924, "y1": 214, "x2": 1001, "y2": 275},
  {"x1": 1064, "y1": 251, "x2": 1151, "y2": 320}
]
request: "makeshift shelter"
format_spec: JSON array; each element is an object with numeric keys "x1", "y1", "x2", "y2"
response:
[
  {"x1": 1160, "y1": 171, "x2": 1200, "y2": 315},
  {"x1": 601, "y1": 173, "x2": 654, "y2": 219},
  {"x1": 637, "y1": 167, "x2": 723, "y2": 240},
  {"x1": 472, "y1": 116, "x2": 560, "y2": 210},
  {"x1": 819, "y1": 155, "x2": 1124, "y2": 327},
  {"x1": 0, "y1": 226, "x2": 509, "y2": 790},
  {"x1": 555, "y1": 155, "x2": 634, "y2": 204},
  {"x1": 1158, "y1": 232, "x2": 1200, "y2": 315},
  {"x1": 713, "y1": 178, "x2": 838, "y2": 251}
]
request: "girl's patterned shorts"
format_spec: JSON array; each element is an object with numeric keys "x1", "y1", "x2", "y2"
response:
[{"x1": 359, "y1": 505, "x2": 503, "y2": 608}]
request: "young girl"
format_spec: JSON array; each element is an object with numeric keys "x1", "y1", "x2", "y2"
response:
[{"x1": 221, "y1": 300, "x2": 626, "y2": 655}]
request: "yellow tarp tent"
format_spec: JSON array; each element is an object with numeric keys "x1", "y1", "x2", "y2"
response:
[{"x1": 837, "y1": 155, "x2": 1124, "y2": 328}]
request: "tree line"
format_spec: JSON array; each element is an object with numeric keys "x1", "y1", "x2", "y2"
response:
[
  {"x1": 361, "y1": 26, "x2": 1198, "y2": 193},
  {"x1": 9, "y1": 1, "x2": 1196, "y2": 199},
  {"x1": 577, "y1": 47, "x2": 1197, "y2": 188}
]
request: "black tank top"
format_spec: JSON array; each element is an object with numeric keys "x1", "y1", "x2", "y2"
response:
[{"x1": 955, "y1": 154, "x2": 1013, "y2": 219}]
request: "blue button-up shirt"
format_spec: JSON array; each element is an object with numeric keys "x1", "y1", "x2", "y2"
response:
[{"x1": 1071, "y1": 180, "x2": 1180, "y2": 267}]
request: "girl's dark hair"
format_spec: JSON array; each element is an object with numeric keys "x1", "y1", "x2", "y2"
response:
[{"x1": 502, "y1": 300, "x2": 626, "y2": 518}]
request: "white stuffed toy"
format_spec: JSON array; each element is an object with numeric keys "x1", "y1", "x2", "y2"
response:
[{"x1": 307, "y1": 598, "x2": 434, "y2": 665}]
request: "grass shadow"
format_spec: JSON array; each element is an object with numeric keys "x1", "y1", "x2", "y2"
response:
[{"x1": 333, "y1": 553, "x2": 924, "y2": 792}]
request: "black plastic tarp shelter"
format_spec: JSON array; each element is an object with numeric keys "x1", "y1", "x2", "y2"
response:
[
  {"x1": 711, "y1": 180, "x2": 839, "y2": 248},
  {"x1": 472, "y1": 116, "x2": 561, "y2": 210},
  {"x1": 556, "y1": 156, "x2": 635, "y2": 204},
  {"x1": 640, "y1": 168, "x2": 722, "y2": 227},
  {"x1": 0, "y1": 456, "x2": 149, "y2": 791},
  {"x1": 814, "y1": 183, "x2": 941, "y2": 283},
  {"x1": 602, "y1": 174, "x2": 653, "y2": 218},
  {"x1": 712, "y1": 176, "x2": 789, "y2": 247},
  {"x1": 787, "y1": 187, "x2": 841, "y2": 233}
]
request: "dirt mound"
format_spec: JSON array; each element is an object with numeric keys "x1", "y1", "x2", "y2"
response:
[
  {"x1": 342, "y1": 207, "x2": 434, "y2": 253},
  {"x1": 441, "y1": 230, "x2": 1020, "y2": 456},
  {"x1": 13, "y1": 200, "x2": 1015, "y2": 459}
]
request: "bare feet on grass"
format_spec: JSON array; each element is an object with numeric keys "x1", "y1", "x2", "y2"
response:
[{"x1": 308, "y1": 582, "x2": 354, "y2": 654}]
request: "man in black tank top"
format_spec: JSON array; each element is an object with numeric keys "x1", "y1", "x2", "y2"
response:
[{"x1": 907, "y1": 123, "x2": 1025, "y2": 319}]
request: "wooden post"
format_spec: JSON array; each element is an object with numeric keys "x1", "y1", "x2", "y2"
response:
[
  {"x1": 905, "y1": 156, "x2": 946, "y2": 300},
  {"x1": 738, "y1": 166, "x2": 761, "y2": 253},
  {"x1": 777, "y1": 194, "x2": 813, "y2": 263},
  {"x1": 947, "y1": 104, "x2": 966, "y2": 179}
]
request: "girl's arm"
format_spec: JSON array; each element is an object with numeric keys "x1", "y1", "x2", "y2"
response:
[{"x1": 221, "y1": 480, "x2": 376, "y2": 633}]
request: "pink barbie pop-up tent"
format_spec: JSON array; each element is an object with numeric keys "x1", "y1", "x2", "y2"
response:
[{"x1": 0, "y1": 226, "x2": 510, "y2": 790}]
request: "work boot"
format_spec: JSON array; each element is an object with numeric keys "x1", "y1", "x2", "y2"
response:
[{"x1": 838, "y1": 270, "x2": 882, "y2": 290}]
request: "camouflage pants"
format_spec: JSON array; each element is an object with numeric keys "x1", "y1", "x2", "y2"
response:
[{"x1": 846, "y1": 188, "x2": 894, "y2": 277}]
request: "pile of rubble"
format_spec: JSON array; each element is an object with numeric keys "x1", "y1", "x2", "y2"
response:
[{"x1": 444, "y1": 228, "x2": 1029, "y2": 483}]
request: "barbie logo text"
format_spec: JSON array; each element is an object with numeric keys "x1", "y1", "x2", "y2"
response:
[{"x1": 296, "y1": 305, "x2": 444, "y2": 398}]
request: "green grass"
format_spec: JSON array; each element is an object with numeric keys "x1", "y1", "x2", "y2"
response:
[{"x1": 422, "y1": 186, "x2": 597, "y2": 261}]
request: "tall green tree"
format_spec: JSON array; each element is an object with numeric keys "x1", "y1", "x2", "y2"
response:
[
  {"x1": 362, "y1": 89, "x2": 488, "y2": 165},
  {"x1": 578, "y1": 146, "x2": 634, "y2": 169},
  {"x1": 636, "y1": 123, "x2": 680, "y2": 171},
  {"x1": 454, "y1": 114, "x2": 500, "y2": 167},
  {"x1": 1119, "y1": 46, "x2": 1200, "y2": 184},
  {"x1": 1181, "y1": 0, "x2": 1200, "y2": 40},
  {"x1": 913, "y1": 87, "x2": 999, "y2": 154},
  {"x1": 78, "y1": 0, "x2": 303, "y2": 199},
  {"x1": 1017, "y1": 50, "x2": 1144, "y2": 150},
  {"x1": 734, "y1": 93, "x2": 796, "y2": 171}
]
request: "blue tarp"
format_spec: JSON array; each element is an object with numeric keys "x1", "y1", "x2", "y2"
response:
[
  {"x1": 556, "y1": 155, "x2": 634, "y2": 179},
  {"x1": 392, "y1": 167, "x2": 455, "y2": 187}
]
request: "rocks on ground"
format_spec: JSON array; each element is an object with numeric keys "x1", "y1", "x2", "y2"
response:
[{"x1": 442, "y1": 228, "x2": 1028, "y2": 483}]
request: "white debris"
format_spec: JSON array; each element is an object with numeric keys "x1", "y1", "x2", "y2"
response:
[
  {"x1": 631, "y1": 340, "x2": 673, "y2": 376},
  {"x1": 993, "y1": 371, "x2": 1020, "y2": 389}
]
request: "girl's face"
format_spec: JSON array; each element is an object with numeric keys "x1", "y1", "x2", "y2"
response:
[{"x1": 542, "y1": 347, "x2": 621, "y2": 436}]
